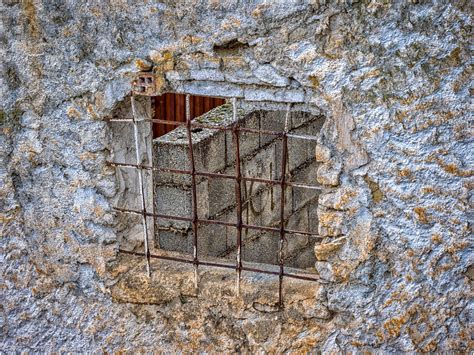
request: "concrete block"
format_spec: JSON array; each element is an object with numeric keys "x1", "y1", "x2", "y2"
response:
[
  {"x1": 195, "y1": 129, "x2": 227, "y2": 173},
  {"x1": 242, "y1": 142, "x2": 278, "y2": 192},
  {"x1": 260, "y1": 185, "x2": 292, "y2": 227},
  {"x1": 242, "y1": 231, "x2": 279, "y2": 265},
  {"x1": 226, "y1": 111, "x2": 260, "y2": 163},
  {"x1": 285, "y1": 231, "x2": 310, "y2": 262},
  {"x1": 156, "y1": 228, "x2": 192, "y2": 255},
  {"x1": 155, "y1": 185, "x2": 192, "y2": 229},
  {"x1": 207, "y1": 176, "x2": 236, "y2": 217},
  {"x1": 259, "y1": 110, "x2": 285, "y2": 147},
  {"x1": 241, "y1": 190, "x2": 263, "y2": 227},
  {"x1": 154, "y1": 138, "x2": 191, "y2": 186},
  {"x1": 287, "y1": 135, "x2": 313, "y2": 172},
  {"x1": 286, "y1": 205, "x2": 309, "y2": 232},
  {"x1": 197, "y1": 222, "x2": 228, "y2": 257},
  {"x1": 290, "y1": 161, "x2": 320, "y2": 211}
]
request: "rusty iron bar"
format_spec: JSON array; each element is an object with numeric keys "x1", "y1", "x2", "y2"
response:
[
  {"x1": 232, "y1": 98, "x2": 243, "y2": 295},
  {"x1": 130, "y1": 95, "x2": 151, "y2": 277},
  {"x1": 185, "y1": 94, "x2": 199, "y2": 292},
  {"x1": 112, "y1": 206, "x2": 323, "y2": 239},
  {"x1": 118, "y1": 249, "x2": 320, "y2": 282},
  {"x1": 278, "y1": 103, "x2": 291, "y2": 309},
  {"x1": 107, "y1": 162, "x2": 323, "y2": 191}
]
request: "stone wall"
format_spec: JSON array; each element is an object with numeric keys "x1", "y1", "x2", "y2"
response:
[{"x1": 1, "y1": 1, "x2": 472, "y2": 352}]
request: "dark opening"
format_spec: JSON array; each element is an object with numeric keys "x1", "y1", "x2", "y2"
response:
[{"x1": 153, "y1": 94, "x2": 225, "y2": 138}]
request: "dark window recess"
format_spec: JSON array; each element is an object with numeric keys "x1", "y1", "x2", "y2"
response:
[{"x1": 153, "y1": 94, "x2": 225, "y2": 138}]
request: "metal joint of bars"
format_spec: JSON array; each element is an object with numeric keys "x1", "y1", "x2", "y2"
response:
[{"x1": 110, "y1": 94, "x2": 323, "y2": 307}]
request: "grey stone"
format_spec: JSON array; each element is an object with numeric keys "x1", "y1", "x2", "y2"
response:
[
  {"x1": 253, "y1": 65, "x2": 290, "y2": 87},
  {"x1": 244, "y1": 88, "x2": 306, "y2": 103},
  {"x1": 1, "y1": 1, "x2": 470, "y2": 352}
]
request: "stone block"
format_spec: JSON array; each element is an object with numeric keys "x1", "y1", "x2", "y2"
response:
[
  {"x1": 315, "y1": 143, "x2": 331, "y2": 162},
  {"x1": 189, "y1": 69, "x2": 225, "y2": 82},
  {"x1": 319, "y1": 185, "x2": 359, "y2": 211},
  {"x1": 315, "y1": 261, "x2": 335, "y2": 281},
  {"x1": 244, "y1": 88, "x2": 305, "y2": 103},
  {"x1": 318, "y1": 207, "x2": 344, "y2": 237},
  {"x1": 253, "y1": 64, "x2": 290, "y2": 87},
  {"x1": 178, "y1": 81, "x2": 244, "y2": 98},
  {"x1": 224, "y1": 71, "x2": 262, "y2": 85},
  {"x1": 314, "y1": 237, "x2": 345, "y2": 261},
  {"x1": 317, "y1": 160, "x2": 342, "y2": 187}
]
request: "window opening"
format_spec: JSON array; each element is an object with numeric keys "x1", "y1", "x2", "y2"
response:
[
  {"x1": 153, "y1": 93, "x2": 225, "y2": 138},
  {"x1": 107, "y1": 91, "x2": 324, "y2": 309}
]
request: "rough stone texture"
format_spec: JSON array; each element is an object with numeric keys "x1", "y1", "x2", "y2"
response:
[{"x1": 0, "y1": 1, "x2": 472, "y2": 352}]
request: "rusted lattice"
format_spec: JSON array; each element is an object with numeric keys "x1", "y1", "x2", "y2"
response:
[{"x1": 108, "y1": 93, "x2": 323, "y2": 309}]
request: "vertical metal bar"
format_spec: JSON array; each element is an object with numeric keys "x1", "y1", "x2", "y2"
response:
[
  {"x1": 131, "y1": 95, "x2": 151, "y2": 277},
  {"x1": 278, "y1": 103, "x2": 291, "y2": 308},
  {"x1": 185, "y1": 94, "x2": 199, "y2": 292},
  {"x1": 232, "y1": 97, "x2": 243, "y2": 295}
]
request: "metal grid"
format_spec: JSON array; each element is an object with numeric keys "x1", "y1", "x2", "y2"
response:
[{"x1": 108, "y1": 94, "x2": 323, "y2": 308}]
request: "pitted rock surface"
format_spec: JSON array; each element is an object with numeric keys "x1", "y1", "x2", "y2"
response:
[{"x1": 1, "y1": 1, "x2": 472, "y2": 352}]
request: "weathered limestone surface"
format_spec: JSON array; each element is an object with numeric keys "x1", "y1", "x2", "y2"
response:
[{"x1": 1, "y1": 1, "x2": 472, "y2": 352}]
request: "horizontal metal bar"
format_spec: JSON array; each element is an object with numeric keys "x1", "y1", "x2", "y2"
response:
[
  {"x1": 119, "y1": 249, "x2": 319, "y2": 282},
  {"x1": 107, "y1": 162, "x2": 322, "y2": 191},
  {"x1": 113, "y1": 207, "x2": 322, "y2": 238}
]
